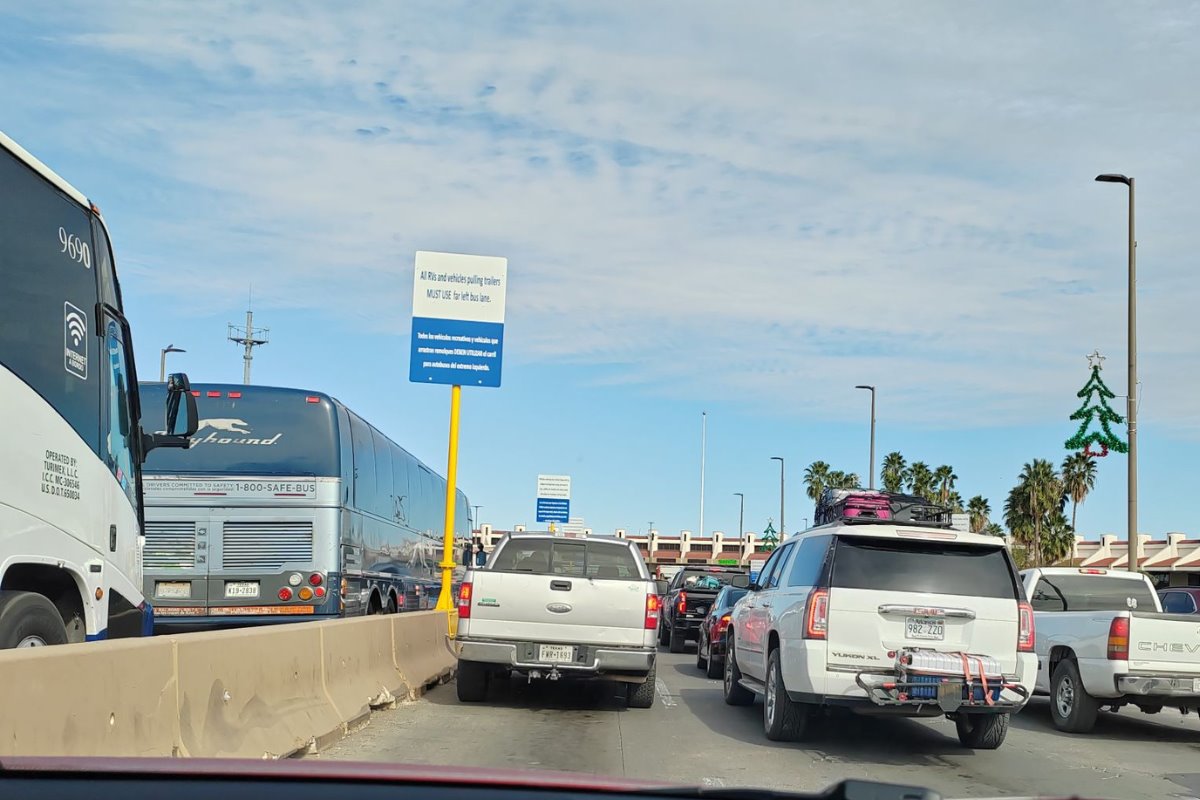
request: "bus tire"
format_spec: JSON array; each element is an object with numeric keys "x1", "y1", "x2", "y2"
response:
[
  {"x1": 386, "y1": 592, "x2": 398, "y2": 614},
  {"x1": 0, "y1": 591, "x2": 69, "y2": 649}
]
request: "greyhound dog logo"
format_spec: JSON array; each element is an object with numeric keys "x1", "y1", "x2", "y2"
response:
[{"x1": 196, "y1": 418, "x2": 252, "y2": 434}]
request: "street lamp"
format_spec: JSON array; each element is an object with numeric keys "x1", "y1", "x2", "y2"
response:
[
  {"x1": 855, "y1": 385, "x2": 876, "y2": 490},
  {"x1": 770, "y1": 456, "x2": 785, "y2": 538},
  {"x1": 1095, "y1": 172, "x2": 1138, "y2": 572},
  {"x1": 472, "y1": 505, "x2": 483, "y2": 531},
  {"x1": 159, "y1": 345, "x2": 185, "y2": 382},
  {"x1": 734, "y1": 493, "x2": 745, "y2": 544}
]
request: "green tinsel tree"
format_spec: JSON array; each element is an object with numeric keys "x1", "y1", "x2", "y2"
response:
[
  {"x1": 761, "y1": 520, "x2": 779, "y2": 551},
  {"x1": 1065, "y1": 355, "x2": 1127, "y2": 457}
]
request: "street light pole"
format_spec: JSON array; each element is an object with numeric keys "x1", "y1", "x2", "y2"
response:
[
  {"x1": 771, "y1": 456, "x2": 785, "y2": 538},
  {"x1": 734, "y1": 492, "x2": 744, "y2": 544},
  {"x1": 159, "y1": 345, "x2": 185, "y2": 382},
  {"x1": 1096, "y1": 173, "x2": 1138, "y2": 572},
  {"x1": 699, "y1": 412, "x2": 707, "y2": 539},
  {"x1": 472, "y1": 505, "x2": 483, "y2": 530},
  {"x1": 855, "y1": 385, "x2": 876, "y2": 490}
]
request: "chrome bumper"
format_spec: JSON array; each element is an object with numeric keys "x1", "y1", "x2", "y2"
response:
[
  {"x1": 1117, "y1": 675, "x2": 1200, "y2": 697},
  {"x1": 457, "y1": 638, "x2": 655, "y2": 674}
]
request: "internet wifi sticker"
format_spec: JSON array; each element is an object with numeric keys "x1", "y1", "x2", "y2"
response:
[{"x1": 64, "y1": 301, "x2": 88, "y2": 380}]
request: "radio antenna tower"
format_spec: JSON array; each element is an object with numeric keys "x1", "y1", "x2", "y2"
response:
[{"x1": 227, "y1": 287, "x2": 269, "y2": 385}]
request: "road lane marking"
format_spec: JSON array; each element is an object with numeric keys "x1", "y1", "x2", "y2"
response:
[{"x1": 655, "y1": 678, "x2": 677, "y2": 707}]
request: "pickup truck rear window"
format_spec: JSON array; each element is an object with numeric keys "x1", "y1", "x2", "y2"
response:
[
  {"x1": 491, "y1": 539, "x2": 643, "y2": 579},
  {"x1": 831, "y1": 536, "x2": 1018, "y2": 599},
  {"x1": 678, "y1": 570, "x2": 750, "y2": 590},
  {"x1": 1031, "y1": 575, "x2": 1158, "y2": 612}
]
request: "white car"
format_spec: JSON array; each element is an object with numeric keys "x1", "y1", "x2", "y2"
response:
[
  {"x1": 1023, "y1": 567, "x2": 1200, "y2": 732},
  {"x1": 724, "y1": 520, "x2": 1037, "y2": 750}
]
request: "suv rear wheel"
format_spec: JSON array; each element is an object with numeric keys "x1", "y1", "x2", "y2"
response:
[
  {"x1": 764, "y1": 648, "x2": 809, "y2": 741},
  {"x1": 722, "y1": 635, "x2": 754, "y2": 706},
  {"x1": 954, "y1": 712, "x2": 1009, "y2": 749}
]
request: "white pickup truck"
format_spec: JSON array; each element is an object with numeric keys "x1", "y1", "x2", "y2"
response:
[
  {"x1": 1022, "y1": 567, "x2": 1200, "y2": 732},
  {"x1": 454, "y1": 532, "x2": 660, "y2": 708}
]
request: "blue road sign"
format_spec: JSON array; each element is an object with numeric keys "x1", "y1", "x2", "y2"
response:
[
  {"x1": 410, "y1": 252, "x2": 507, "y2": 387},
  {"x1": 536, "y1": 498, "x2": 570, "y2": 524}
]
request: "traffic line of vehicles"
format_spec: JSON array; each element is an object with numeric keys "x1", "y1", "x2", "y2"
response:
[
  {"x1": 0, "y1": 131, "x2": 469, "y2": 649},
  {"x1": 451, "y1": 488, "x2": 1200, "y2": 750}
]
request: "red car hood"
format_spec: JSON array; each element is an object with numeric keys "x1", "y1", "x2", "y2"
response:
[{"x1": 0, "y1": 756, "x2": 670, "y2": 792}]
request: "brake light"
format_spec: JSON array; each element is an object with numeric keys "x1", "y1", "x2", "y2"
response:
[
  {"x1": 306, "y1": 396, "x2": 321, "y2": 404},
  {"x1": 227, "y1": 391, "x2": 242, "y2": 399},
  {"x1": 206, "y1": 391, "x2": 221, "y2": 398},
  {"x1": 190, "y1": 390, "x2": 200, "y2": 397},
  {"x1": 677, "y1": 591, "x2": 687, "y2": 614},
  {"x1": 804, "y1": 588, "x2": 829, "y2": 639},
  {"x1": 458, "y1": 582, "x2": 473, "y2": 619},
  {"x1": 1107, "y1": 616, "x2": 1130, "y2": 660},
  {"x1": 278, "y1": 587, "x2": 292, "y2": 601},
  {"x1": 309, "y1": 573, "x2": 323, "y2": 586},
  {"x1": 1017, "y1": 601, "x2": 1035, "y2": 652},
  {"x1": 1078, "y1": 568, "x2": 1107, "y2": 575},
  {"x1": 645, "y1": 594, "x2": 660, "y2": 629},
  {"x1": 716, "y1": 613, "x2": 732, "y2": 635}
]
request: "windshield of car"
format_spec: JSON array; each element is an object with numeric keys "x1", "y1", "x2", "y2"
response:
[{"x1": 6, "y1": 5, "x2": 1197, "y2": 799}]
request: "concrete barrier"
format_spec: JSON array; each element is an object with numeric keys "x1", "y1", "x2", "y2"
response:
[{"x1": 0, "y1": 611, "x2": 456, "y2": 759}]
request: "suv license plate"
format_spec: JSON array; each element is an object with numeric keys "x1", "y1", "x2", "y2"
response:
[
  {"x1": 905, "y1": 616, "x2": 945, "y2": 640},
  {"x1": 538, "y1": 644, "x2": 575, "y2": 663}
]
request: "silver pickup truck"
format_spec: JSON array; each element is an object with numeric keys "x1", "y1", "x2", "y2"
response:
[{"x1": 455, "y1": 533, "x2": 660, "y2": 708}]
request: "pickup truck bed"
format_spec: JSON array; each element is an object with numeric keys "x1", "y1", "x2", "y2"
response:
[{"x1": 455, "y1": 534, "x2": 659, "y2": 708}]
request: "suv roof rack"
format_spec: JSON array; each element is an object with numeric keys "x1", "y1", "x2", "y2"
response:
[{"x1": 814, "y1": 489, "x2": 953, "y2": 529}]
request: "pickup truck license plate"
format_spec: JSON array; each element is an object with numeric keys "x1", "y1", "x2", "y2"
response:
[
  {"x1": 155, "y1": 581, "x2": 191, "y2": 599},
  {"x1": 538, "y1": 644, "x2": 575, "y2": 663},
  {"x1": 905, "y1": 616, "x2": 944, "y2": 640},
  {"x1": 224, "y1": 581, "x2": 260, "y2": 598}
]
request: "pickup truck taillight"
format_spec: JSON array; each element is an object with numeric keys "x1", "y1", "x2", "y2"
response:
[
  {"x1": 645, "y1": 594, "x2": 661, "y2": 629},
  {"x1": 716, "y1": 613, "x2": 732, "y2": 635},
  {"x1": 803, "y1": 588, "x2": 829, "y2": 640},
  {"x1": 677, "y1": 591, "x2": 687, "y2": 614},
  {"x1": 457, "y1": 582, "x2": 473, "y2": 619},
  {"x1": 1107, "y1": 616, "x2": 1130, "y2": 660},
  {"x1": 1017, "y1": 601, "x2": 1035, "y2": 652}
]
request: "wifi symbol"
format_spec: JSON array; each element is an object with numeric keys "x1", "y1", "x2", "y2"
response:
[{"x1": 66, "y1": 311, "x2": 86, "y2": 346}]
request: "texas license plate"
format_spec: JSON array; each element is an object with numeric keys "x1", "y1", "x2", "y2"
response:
[
  {"x1": 155, "y1": 581, "x2": 191, "y2": 599},
  {"x1": 224, "y1": 581, "x2": 260, "y2": 598},
  {"x1": 538, "y1": 644, "x2": 575, "y2": 663},
  {"x1": 905, "y1": 616, "x2": 945, "y2": 640}
]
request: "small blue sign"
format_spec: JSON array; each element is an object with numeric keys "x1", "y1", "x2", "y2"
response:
[
  {"x1": 536, "y1": 498, "x2": 570, "y2": 524},
  {"x1": 409, "y1": 317, "x2": 504, "y2": 387}
]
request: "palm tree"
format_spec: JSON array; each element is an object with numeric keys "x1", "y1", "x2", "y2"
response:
[
  {"x1": 934, "y1": 465, "x2": 958, "y2": 506},
  {"x1": 803, "y1": 461, "x2": 831, "y2": 502},
  {"x1": 1009, "y1": 459, "x2": 1065, "y2": 566},
  {"x1": 825, "y1": 470, "x2": 861, "y2": 490},
  {"x1": 946, "y1": 491, "x2": 964, "y2": 514},
  {"x1": 1041, "y1": 511, "x2": 1077, "y2": 565},
  {"x1": 967, "y1": 495, "x2": 991, "y2": 534},
  {"x1": 908, "y1": 462, "x2": 934, "y2": 501},
  {"x1": 984, "y1": 522, "x2": 1005, "y2": 537},
  {"x1": 1061, "y1": 452, "x2": 1098, "y2": 533},
  {"x1": 881, "y1": 452, "x2": 908, "y2": 493}
]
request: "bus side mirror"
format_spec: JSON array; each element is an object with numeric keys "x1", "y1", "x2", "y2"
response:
[{"x1": 142, "y1": 372, "x2": 198, "y2": 456}]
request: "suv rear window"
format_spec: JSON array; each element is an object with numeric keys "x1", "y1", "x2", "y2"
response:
[
  {"x1": 831, "y1": 536, "x2": 1018, "y2": 599},
  {"x1": 491, "y1": 539, "x2": 643, "y2": 579},
  {"x1": 1031, "y1": 575, "x2": 1158, "y2": 612}
]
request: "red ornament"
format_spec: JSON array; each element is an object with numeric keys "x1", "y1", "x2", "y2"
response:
[{"x1": 1083, "y1": 443, "x2": 1108, "y2": 458}]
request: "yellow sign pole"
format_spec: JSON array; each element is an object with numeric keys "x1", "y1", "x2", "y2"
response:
[{"x1": 435, "y1": 384, "x2": 463, "y2": 632}]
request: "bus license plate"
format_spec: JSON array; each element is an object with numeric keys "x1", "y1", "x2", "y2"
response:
[
  {"x1": 225, "y1": 581, "x2": 260, "y2": 598},
  {"x1": 538, "y1": 644, "x2": 575, "y2": 663},
  {"x1": 156, "y1": 581, "x2": 191, "y2": 599},
  {"x1": 905, "y1": 617, "x2": 944, "y2": 640}
]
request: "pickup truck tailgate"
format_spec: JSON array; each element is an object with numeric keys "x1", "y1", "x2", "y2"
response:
[
  {"x1": 1128, "y1": 612, "x2": 1200, "y2": 674},
  {"x1": 466, "y1": 572, "x2": 649, "y2": 647}
]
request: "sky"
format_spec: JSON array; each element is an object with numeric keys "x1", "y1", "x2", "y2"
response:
[{"x1": 3, "y1": 1, "x2": 1199, "y2": 539}]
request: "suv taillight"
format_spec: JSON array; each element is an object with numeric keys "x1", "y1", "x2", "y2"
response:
[
  {"x1": 677, "y1": 591, "x2": 687, "y2": 614},
  {"x1": 457, "y1": 582, "x2": 473, "y2": 619},
  {"x1": 1017, "y1": 601, "x2": 1035, "y2": 652},
  {"x1": 645, "y1": 594, "x2": 660, "y2": 629},
  {"x1": 803, "y1": 588, "x2": 829, "y2": 640},
  {"x1": 1107, "y1": 616, "x2": 1130, "y2": 660}
]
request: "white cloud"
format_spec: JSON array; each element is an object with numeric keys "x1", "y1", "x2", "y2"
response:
[{"x1": 5, "y1": 0, "x2": 1199, "y2": 429}]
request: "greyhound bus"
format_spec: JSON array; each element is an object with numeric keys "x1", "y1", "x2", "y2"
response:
[
  {"x1": 139, "y1": 382, "x2": 470, "y2": 628},
  {"x1": 0, "y1": 131, "x2": 195, "y2": 648}
]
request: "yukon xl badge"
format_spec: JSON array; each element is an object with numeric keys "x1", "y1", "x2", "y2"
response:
[{"x1": 546, "y1": 602, "x2": 572, "y2": 614}]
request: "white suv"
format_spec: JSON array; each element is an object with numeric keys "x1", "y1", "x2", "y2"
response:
[{"x1": 724, "y1": 522, "x2": 1037, "y2": 750}]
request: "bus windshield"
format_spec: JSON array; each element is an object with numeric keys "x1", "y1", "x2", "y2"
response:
[{"x1": 140, "y1": 384, "x2": 340, "y2": 476}]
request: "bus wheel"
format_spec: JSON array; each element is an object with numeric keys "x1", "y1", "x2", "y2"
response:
[
  {"x1": 0, "y1": 591, "x2": 69, "y2": 649},
  {"x1": 386, "y1": 593, "x2": 399, "y2": 614},
  {"x1": 367, "y1": 592, "x2": 383, "y2": 616}
]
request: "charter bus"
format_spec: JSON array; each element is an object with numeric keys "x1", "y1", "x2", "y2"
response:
[
  {"x1": 0, "y1": 131, "x2": 195, "y2": 648},
  {"x1": 138, "y1": 382, "x2": 470, "y2": 629}
]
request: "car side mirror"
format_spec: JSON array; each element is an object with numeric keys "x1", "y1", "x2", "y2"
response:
[
  {"x1": 142, "y1": 372, "x2": 198, "y2": 456},
  {"x1": 747, "y1": 582, "x2": 762, "y2": 592}
]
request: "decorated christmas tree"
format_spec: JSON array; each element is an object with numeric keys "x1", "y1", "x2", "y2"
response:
[
  {"x1": 1065, "y1": 350, "x2": 1127, "y2": 458},
  {"x1": 761, "y1": 519, "x2": 779, "y2": 551}
]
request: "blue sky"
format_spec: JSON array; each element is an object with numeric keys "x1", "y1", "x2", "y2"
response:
[{"x1": 3, "y1": 1, "x2": 1199, "y2": 538}]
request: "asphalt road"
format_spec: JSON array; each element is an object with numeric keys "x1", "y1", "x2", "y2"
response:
[{"x1": 321, "y1": 648, "x2": 1200, "y2": 799}]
